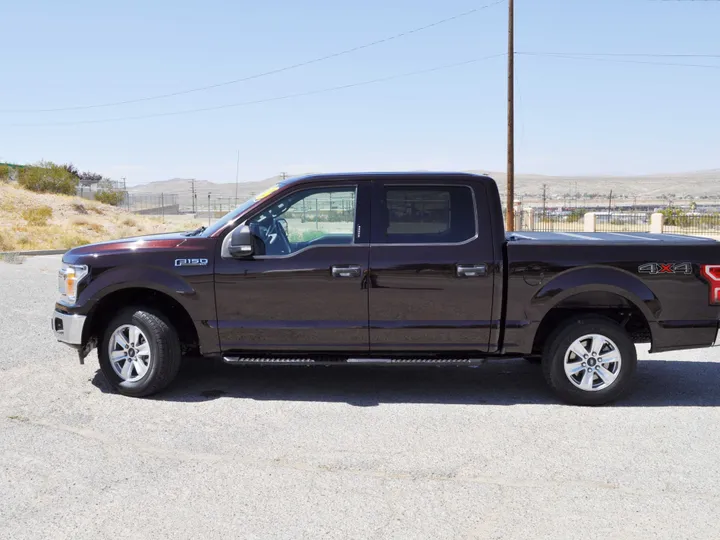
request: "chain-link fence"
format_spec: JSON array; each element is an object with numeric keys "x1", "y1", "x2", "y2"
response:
[{"x1": 69, "y1": 178, "x2": 720, "y2": 238}]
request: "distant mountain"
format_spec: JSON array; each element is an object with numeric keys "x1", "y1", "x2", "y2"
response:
[{"x1": 129, "y1": 169, "x2": 720, "y2": 209}]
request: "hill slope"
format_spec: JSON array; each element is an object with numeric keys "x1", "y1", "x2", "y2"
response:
[{"x1": 0, "y1": 184, "x2": 200, "y2": 251}]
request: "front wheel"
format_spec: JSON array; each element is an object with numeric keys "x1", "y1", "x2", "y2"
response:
[
  {"x1": 542, "y1": 317, "x2": 637, "y2": 406},
  {"x1": 98, "y1": 308, "x2": 182, "y2": 397}
]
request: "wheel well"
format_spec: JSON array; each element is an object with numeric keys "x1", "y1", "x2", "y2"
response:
[
  {"x1": 84, "y1": 288, "x2": 199, "y2": 354},
  {"x1": 532, "y1": 291, "x2": 651, "y2": 355}
]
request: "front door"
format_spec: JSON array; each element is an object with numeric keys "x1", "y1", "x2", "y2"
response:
[
  {"x1": 368, "y1": 179, "x2": 495, "y2": 353},
  {"x1": 214, "y1": 182, "x2": 370, "y2": 352}
]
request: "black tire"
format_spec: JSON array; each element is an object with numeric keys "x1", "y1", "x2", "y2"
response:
[
  {"x1": 542, "y1": 317, "x2": 637, "y2": 406},
  {"x1": 98, "y1": 308, "x2": 182, "y2": 397}
]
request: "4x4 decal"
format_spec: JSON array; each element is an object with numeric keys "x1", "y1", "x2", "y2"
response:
[{"x1": 638, "y1": 262, "x2": 692, "y2": 275}]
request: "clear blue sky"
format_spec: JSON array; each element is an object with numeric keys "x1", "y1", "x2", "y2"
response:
[{"x1": 1, "y1": 0, "x2": 718, "y2": 186}]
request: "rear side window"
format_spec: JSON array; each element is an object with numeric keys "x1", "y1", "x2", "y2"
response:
[{"x1": 378, "y1": 185, "x2": 476, "y2": 244}]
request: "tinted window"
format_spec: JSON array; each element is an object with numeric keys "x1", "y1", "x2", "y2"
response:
[
  {"x1": 379, "y1": 185, "x2": 476, "y2": 244},
  {"x1": 247, "y1": 187, "x2": 356, "y2": 255}
]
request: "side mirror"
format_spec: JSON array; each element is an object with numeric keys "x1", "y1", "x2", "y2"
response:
[{"x1": 228, "y1": 225, "x2": 255, "y2": 258}]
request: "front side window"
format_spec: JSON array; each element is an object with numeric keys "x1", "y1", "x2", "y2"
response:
[
  {"x1": 247, "y1": 187, "x2": 356, "y2": 256},
  {"x1": 379, "y1": 185, "x2": 476, "y2": 244}
]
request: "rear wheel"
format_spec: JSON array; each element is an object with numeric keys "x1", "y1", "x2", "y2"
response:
[
  {"x1": 542, "y1": 317, "x2": 637, "y2": 405},
  {"x1": 98, "y1": 308, "x2": 182, "y2": 397}
]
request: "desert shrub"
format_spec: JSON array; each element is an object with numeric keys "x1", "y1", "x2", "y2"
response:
[
  {"x1": 95, "y1": 190, "x2": 125, "y2": 206},
  {"x1": 17, "y1": 162, "x2": 78, "y2": 195},
  {"x1": 121, "y1": 217, "x2": 137, "y2": 227},
  {"x1": 94, "y1": 178, "x2": 125, "y2": 206},
  {"x1": 661, "y1": 207, "x2": 689, "y2": 227},
  {"x1": 89, "y1": 205, "x2": 105, "y2": 215},
  {"x1": 21, "y1": 206, "x2": 53, "y2": 226},
  {"x1": 86, "y1": 222, "x2": 105, "y2": 233},
  {"x1": 0, "y1": 230, "x2": 15, "y2": 251},
  {"x1": 566, "y1": 209, "x2": 585, "y2": 223},
  {"x1": 0, "y1": 164, "x2": 14, "y2": 183},
  {"x1": 72, "y1": 203, "x2": 89, "y2": 215},
  {"x1": 61, "y1": 234, "x2": 90, "y2": 249},
  {"x1": 72, "y1": 217, "x2": 89, "y2": 226}
]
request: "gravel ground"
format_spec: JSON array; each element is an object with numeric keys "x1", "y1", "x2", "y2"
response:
[{"x1": 2, "y1": 255, "x2": 720, "y2": 539}]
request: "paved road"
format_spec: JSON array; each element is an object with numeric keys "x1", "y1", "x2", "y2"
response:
[{"x1": 2, "y1": 255, "x2": 720, "y2": 539}]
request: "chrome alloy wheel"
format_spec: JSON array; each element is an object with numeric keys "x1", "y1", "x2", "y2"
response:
[
  {"x1": 108, "y1": 324, "x2": 152, "y2": 382},
  {"x1": 563, "y1": 334, "x2": 622, "y2": 392}
]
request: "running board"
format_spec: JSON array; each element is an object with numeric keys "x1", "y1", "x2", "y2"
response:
[
  {"x1": 223, "y1": 357, "x2": 315, "y2": 365},
  {"x1": 222, "y1": 356, "x2": 488, "y2": 366}
]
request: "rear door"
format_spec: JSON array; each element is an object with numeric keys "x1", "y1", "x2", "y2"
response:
[{"x1": 368, "y1": 178, "x2": 495, "y2": 352}]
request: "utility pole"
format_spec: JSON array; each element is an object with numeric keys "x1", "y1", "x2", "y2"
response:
[
  {"x1": 208, "y1": 192, "x2": 212, "y2": 227},
  {"x1": 122, "y1": 176, "x2": 129, "y2": 211},
  {"x1": 234, "y1": 150, "x2": 240, "y2": 207},
  {"x1": 575, "y1": 181, "x2": 578, "y2": 208},
  {"x1": 505, "y1": 0, "x2": 515, "y2": 231},
  {"x1": 191, "y1": 179, "x2": 196, "y2": 214},
  {"x1": 608, "y1": 190, "x2": 613, "y2": 213},
  {"x1": 280, "y1": 172, "x2": 288, "y2": 182}
]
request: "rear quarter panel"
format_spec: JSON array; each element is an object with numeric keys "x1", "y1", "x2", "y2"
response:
[{"x1": 504, "y1": 241, "x2": 720, "y2": 354}]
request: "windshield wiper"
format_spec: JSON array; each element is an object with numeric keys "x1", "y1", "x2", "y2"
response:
[{"x1": 185, "y1": 226, "x2": 206, "y2": 237}]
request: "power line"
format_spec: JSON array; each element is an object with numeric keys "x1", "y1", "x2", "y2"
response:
[
  {"x1": 517, "y1": 52, "x2": 720, "y2": 70},
  {"x1": 2, "y1": 1, "x2": 505, "y2": 114},
  {"x1": 518, "y1": 51, "x2": 720, "y2": 58},
  {"x1": 6, "y1": 53, "x2": 506, "y2": 127}
]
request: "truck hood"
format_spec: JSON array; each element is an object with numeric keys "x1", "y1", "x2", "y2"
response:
[{"x1": 63, "y1": 231, "x2": 199, "y2": 259}]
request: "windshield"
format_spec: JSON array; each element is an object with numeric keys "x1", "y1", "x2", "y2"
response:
[{"x1": 201, "y1": 183, "x2": 285, "y2": 236}]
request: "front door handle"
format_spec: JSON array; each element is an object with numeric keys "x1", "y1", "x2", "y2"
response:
[
  {"x1": 456, "y1": 264, "x2": 487, "y2": 278},
  {"x1": 332, "y1": 265, "x2": 363, "y2": 278}
]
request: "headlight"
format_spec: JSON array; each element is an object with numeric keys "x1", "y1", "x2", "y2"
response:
[{"x1": 58, "y1": 264, "x2": 89, "y2": 305}]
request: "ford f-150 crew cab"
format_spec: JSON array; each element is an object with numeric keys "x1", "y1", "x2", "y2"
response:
[{"x1": 51, "y1": 172, "x2": 720, "y2": 405}]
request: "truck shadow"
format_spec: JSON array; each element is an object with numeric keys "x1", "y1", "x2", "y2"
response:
[{"x1": 92, "y1": 358, "x2": 720, "y2": 407}]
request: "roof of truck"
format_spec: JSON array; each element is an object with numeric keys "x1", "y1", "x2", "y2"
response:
[
  {"x1": 507, "y1": 231, "x2": 717, "y2": 244},
  {"x1": 287, "y1": 171, "x2": 493, "y2": 183}
]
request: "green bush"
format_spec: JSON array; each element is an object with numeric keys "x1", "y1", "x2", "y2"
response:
[
  {"x1": 18, "y1": 162, "x2": 78, "y2": 195},
  {"x1": 18, "y1": 162, "x2": 76, "y2": 194},
  {"x1": 21, "y1": 206, "x2": 53, "y2": 226},
  {"x1": 566, "y1": 209, "x2": 585, "y2": 223},
  {"x1": 0, "y1": 164, "x2": 13, "y2": 183},
  {"x1": 94, "y1": 189, "x2": 125, "y2": 206},
  {"x1": 661, "y1": 207, "x2": 689, "y2": 227},
  {"x1": 94, "y1": 178, "x2": 126, "y2": 206}
]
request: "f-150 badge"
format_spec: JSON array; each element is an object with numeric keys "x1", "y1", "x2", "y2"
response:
[
  {"x1": 638, "y1": 262, "x2": 692, "y2": 275},
  {"x1": 175, "y1": 258, "x2": 208, "y2": 267}
]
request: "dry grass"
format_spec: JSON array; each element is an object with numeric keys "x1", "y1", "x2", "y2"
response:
[
  {"x1": 21, "y1": 206, "x2": 53, "y2": 226},
  {"x1": 0, "y1": 183, "x2": 201, "y2": 251},
  {"x1": 0, "y1": 230, "x2": 14, "y2": 251}
]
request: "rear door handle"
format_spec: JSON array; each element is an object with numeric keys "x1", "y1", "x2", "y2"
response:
[
  {"x1": 456, "y1": 264, "x2": 487, "y2": 278},
  {"x1": 332, "y1": 265, "x2": 363, "y2": 278}
]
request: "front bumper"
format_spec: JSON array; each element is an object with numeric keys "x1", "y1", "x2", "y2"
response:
[{"x1": 51, "y1": 310, "x2": 86, "y2": 345}]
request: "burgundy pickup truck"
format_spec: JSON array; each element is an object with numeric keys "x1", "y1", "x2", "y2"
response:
[{"x1": 52, "y1": 172, "x2": 720, "y2": 405}]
